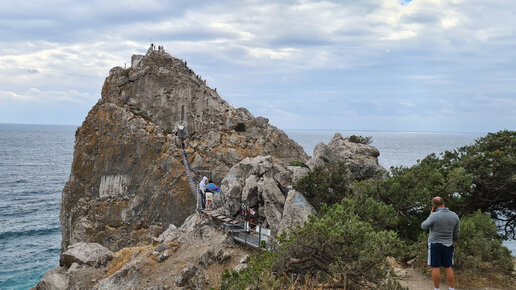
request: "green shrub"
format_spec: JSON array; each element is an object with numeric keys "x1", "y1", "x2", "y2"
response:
[
  {"x1": 220, "y1": 250, "x2": 283, "y2": 290},
  {"x1": 219, "y1": 198, "x2": 409, "y2": 289},
  {"x1": 455, "y1": 211, "x2": 514, "y2": 275},
  {"x1": 234, "y1": 122, "x2": 246, "y2": 132},
  {"x1": 162, "y1": 126, "x2": 172, "y2": 135},
  {"x1": 294, "y1": 162, "x2": 353, "y2": 211},
  {"x1": 289, "y1": 160, "x2": 309, "y2": 169},
  {"x1": 272, "y1": 200, "x2": 405, "y2": 288},
  {"x1": 352, "y1": 157, "x2": 471, "y2": 241}
]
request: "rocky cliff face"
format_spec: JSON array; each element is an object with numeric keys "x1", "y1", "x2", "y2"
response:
[{"x1": 60, "y1": 49, "x2": 308, "y2": 252}]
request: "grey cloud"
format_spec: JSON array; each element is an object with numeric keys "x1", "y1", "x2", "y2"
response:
[{"x1": 0, "y1": 0, "x2": 515, "y2": 131}]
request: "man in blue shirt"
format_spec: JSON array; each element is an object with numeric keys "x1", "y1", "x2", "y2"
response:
[{"x1": 421, "y1": 196, "x2": 460, "y2": 290}]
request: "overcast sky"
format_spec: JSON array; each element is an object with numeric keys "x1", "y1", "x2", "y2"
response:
[{"x1": 0, "y1": 0, "x2": 515, "y2": 133}]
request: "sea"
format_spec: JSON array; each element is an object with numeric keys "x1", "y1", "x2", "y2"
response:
[{"x1": 0, "y1": 124, "x2": 514, "y2": 289}]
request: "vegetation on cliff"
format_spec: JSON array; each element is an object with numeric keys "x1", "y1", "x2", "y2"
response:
[{"x1": 220, "y1": 130, "x2": 515, "y2": 289}]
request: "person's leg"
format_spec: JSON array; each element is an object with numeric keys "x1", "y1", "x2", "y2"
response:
[
  {"x1": 430, "y1": 243, "x2": 443, "y2": 289},
  {"x1": 441, "y1": 244, "x2": 455, "y2": 289},
  {"x1": 445, "y1": 267, "x2": 454, "y2": 289},
  {"x1": 432, "y1": 267, "x2": 441, "y2": 289}
]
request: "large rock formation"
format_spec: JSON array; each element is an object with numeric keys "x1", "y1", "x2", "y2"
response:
[
  {"x1": 308, "y1": 133, "x2": 385, "y2": 180},
  {"x1": 214, "y1": 133, "x2": 385, "y2": 234},
  {"x1": 213, "y1": 155, "x2": 315, "y2": 234},
  {"x1": 60, "y1": 49, "x2": 308, "y2": 252}
]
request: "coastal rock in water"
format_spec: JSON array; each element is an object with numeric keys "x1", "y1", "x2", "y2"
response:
[
  {"x1": 60, "y1": 242, "x2": 113, "y2": 268},
  {"x1": 60, "y1": 50, "x2": 308, "y2": 251},
  {"x1": 279, "y1": 189, "x2": 316, "y2": 233},
  {"x1": 307, "y1": 133, "x2": 385, "y2": 180}
]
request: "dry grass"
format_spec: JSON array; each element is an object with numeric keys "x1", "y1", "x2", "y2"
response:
[{"x1": 104, "y1": 246, "x2": 146, "y2": 278}]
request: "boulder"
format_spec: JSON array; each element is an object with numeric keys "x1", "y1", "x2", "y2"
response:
[
  {"x1": 241, "y1": 175, "x2": 261, "y2": 207},
  {"x1": 307, "y1": 133, "x2": 385, "y2": 180},
  {"x1": 32, "y1": 267, "x2": 69, "y2": 290},
  {"x1": 287, "y1": 165, "x2": 310, "y2": 185},
  {"x1": 279, "y1": 190, "x2": 316, "y2": 233},
  {"x1": 60, "y1": 242, "x2": 113, "y2": 268},
  {"x1": 262, "y1": 177, "x2": 285, "y2": 234},
  {"x1": 175, "y1": 265, "x2": 198, "y2": 287},
  {"x1": 94, "y1": 259, "x2": 141, "y2": 290},
  {"x1": 216, "y1": 249, "x2": 231, "y2": 264},
  {"x1": 155, "y1": 223, "x2": 177, "y2": 243},
  {"x1": 199, "y1": 248, "x2": 215, "y2": 267}
]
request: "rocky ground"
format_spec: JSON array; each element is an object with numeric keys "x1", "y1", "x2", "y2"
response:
[{"x1": 34, "y1": 214, "x2": 253, "y2": 289}]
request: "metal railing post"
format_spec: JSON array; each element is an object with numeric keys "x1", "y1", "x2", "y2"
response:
[{"x1": 258, "y1": 225, "x2": 262, "y2": 247}]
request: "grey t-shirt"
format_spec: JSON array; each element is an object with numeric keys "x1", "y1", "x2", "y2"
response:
[{"x1": 421, "y1": 208, "x2": 460, "y2": 245}]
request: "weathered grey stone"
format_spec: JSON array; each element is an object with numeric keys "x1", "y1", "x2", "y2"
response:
[
  {"x1": 131, "y1": 55, "x2": 144, "y2": 68},
  {"x1": 262, "y1": 176, "x2": 285, "y2": 234},
  {"x1": 199, "y1": 248, "x2": 215, "y2": 267},
  {"x1": 175, "y1": 265, "x2": 198, "y2": 287},
  {"x1": 67, "y1": 262, "x2": 81, "y2": 274},
  {"x1": 274, "y1": 169, "x2": 292, "y2": 193},
  {"x1": 94, "y1": 258, "x2": 142, "y2": 290},
  {"x1": 252, "y1": 116, "x2": 269, "y2": 127},
  {"x1": 234, "y1": 263, "x2": 248, "y2": 272},
  {"x1": 217, "y1": 155, "x2": 299, "y2": 233},
  {"x1": 32, "y1": 267, "x2": 69, "y2": 290},
  {"x1": 157, "y1": 250, "x2": 169, "y2": 262},
  {"x1": 307, "y1": 133, "x2": 385, "y2": 180},
  {"x1": 216, "y1": 249, "x2": 231, "y2": 264},
  {"x1": 155, "y1": 243, "x2": 171, "y2": 253},
  {"x1": 241, "y1": 175, "x2": 260, "y2": 207},
  {"x1": 287, "y1": 166, "x2": 310, "y2": 185},
  {"x1": 279, "y1": 190, "x2": 316, "y2": 233},
  {"x1": 216, "y1": 173, "x2": 242, "y2": 215},
  {"x1": 60, "y1": 242, "x2": 113, "y2": 268}
]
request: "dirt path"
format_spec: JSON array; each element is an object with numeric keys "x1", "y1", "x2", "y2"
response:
[{"x1": 395, "y1": 263, "x2": 516, "y2": 290}]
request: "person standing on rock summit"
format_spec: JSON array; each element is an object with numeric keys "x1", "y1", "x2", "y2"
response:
[{"x1": 421, "y1": 196, "x2": 460, "y2": 290}]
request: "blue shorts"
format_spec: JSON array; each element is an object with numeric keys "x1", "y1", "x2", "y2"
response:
[{"x1": 428, "y1": 243, "x2": 454, "y2": 268}]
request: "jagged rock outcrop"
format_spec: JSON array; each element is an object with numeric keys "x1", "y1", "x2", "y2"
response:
[
  {"x1": 60, "y1": 49, "x2": 308, "y2": 252},
  {"x1": 36, "y1": 214, "x2": 252, "y2": 290},
  {"x1": 214, "y1": 155, "x2": 311, "y2": 234},
  {"x1": 307, "y1": 133, "x2": 385, "y2": 180}
]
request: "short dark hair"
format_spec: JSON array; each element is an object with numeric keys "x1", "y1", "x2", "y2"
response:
[{"x1": 432, "y1": 196, "x2": 445, "y2": 208}]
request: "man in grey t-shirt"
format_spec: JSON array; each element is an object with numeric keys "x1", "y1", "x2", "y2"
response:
[{"x1": 421, "y1": 196, "x2": 460, "y2": 290}]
